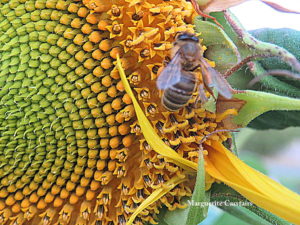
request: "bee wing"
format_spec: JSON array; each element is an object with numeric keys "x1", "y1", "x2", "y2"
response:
[
  {"x1": 200, "y1": 59, "x2": 232, "y2": 99},
  {"x1": 156, "y1": 53, "x2": 182, "y2": 90}
]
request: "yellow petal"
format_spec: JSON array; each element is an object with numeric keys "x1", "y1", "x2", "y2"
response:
[
  {"x1": 205, "y1": 141, "x2": 300, "y2": 224},
  {"x1": 116, "y1": 55, "x2": 197, "y2": 172}
]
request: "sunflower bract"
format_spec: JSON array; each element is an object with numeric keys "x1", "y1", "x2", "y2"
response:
[{"x1": 0, "y1": 0, "x2": 231, "y2": 224}]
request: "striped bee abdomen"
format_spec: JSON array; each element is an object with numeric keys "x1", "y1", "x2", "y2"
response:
[{"x1": 162, "y1": 73, "x2": 196, "y2": 111}]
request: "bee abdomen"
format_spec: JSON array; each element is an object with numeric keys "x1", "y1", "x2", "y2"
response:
[{"x1": 162, "y1": 75, "x2": 196, "y2": 111}]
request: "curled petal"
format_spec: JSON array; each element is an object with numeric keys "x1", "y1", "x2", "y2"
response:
[
  {"x1": 205, "y1": 141, "x2": 300, "y2": 225},
  {"x1": 126, "y1": 176, "x2": 188, "y2": 225},
  {"x1": 116, "y1": 55, "x2": 197, "y2": 172}
]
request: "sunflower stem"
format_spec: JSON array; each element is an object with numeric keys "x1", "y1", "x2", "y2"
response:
[
  {"x1": 242, "y1": 204, "x2": 291, "y2": 225},
  {"x1": 223, "y1": 10, "x2": 300, "y2": 73},
  {"x1": 211, "y1": 183, "x2": 290, "y2": 225},
  {"x1": 231, "y1": 132, "x2": 238, "y2": 156},
  {"x1": 218, "y1": 205, "x2": 270, "y2": 225}
]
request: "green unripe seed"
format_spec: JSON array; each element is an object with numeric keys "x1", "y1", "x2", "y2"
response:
[
  {"x1": 58, "y1": 51, "x2": 71, "y2": 61},
  {"x1": 0, "y1": 4, "x2": 11, "y2": 16},
  {"x1": 50, "y1": 58, "x2": 61, "y2": 69},
  {"x1": 30, "y1": 10, "x2": 41, "y2": 21},
  {"x1": 9, "y1": 65, "x2": 18, "y2": 74},
  {"x1": 45, "y1": 93, "x2": 57, "y2": 101},
  {"x1": 67, "y1": 57, "x2": 80, "y2": 68},
  {"x1": 20, "y1": 43, "x2": 30, "y2": 55},
  {"x1": 0, "y1": 34, "x2": 10, "y2": 43},
  {"x1": 38, "y1": 31, "x2": 49, "y2": 42},
  {"x1": 25, "y1": 1, "x2": 36, "y2": 12},
  {"x1": 39, "y1": 43, "x2": 51, "y2": 53},
  {"x1": 9, "y1": 0, "x2": 20, "y2": 9},
  {"x1": 20, "y1": 55, "x2": 30, "y2": 64},
  {"x1": 45, "y1": 21, "x2": 57, "y2": 32},
  {"x1": 40, "y1": 9, "x2": 52, "y2": 20},
  {"x1": 14, "y1": 72, "x2": 26, "y2": 81},
  {"x1": 43, "y1": 78, "x2": 55, "y2": 87},
  {"x1": 50, "y1": 10, "x2": 63, "y2": 21},
  {"x1": 40, "y1": 63, "x2": 50, "y2": 71},
  {"x1": 46, "y1": 68, "x2": 58, "y2": 78},
  {"x1": 54, "y1": 24, "x2": 66, "y2": 35},
  {"x1": 0, "y1": 20, "x2": 10, "y2": 31},
  {"x1": 56, "y1": 38, "x2": 70, "y2": 48},
  {"x1": 9, "y1": 57, "x2": 20, "y2": 66},
  {"x1": 35, "y1": 20, "x2": 47, "y2": 31},
  {"x1": 58, "y1": 65, "x2": 72, "y2": 75},
  {"x1": 49, "y1": 45, "x2": 61, "y2": 56},
  {"x1": 11, "y1": 18, "x2": 22, "y2": 28},
  {"x1": 47, "y1": 34, "x2": 59, "y2": 45},
  {"x1": 44, "y1": 106, "x2": 55, "y2": 115},
  {"x1": 35, "y1": 0, "x2": 46, "y2": 9},
  {"x1": 28, "y1": 31, "x2": 39, "y2": 41},
  {"x1": 6, "y1": 11, "x2": 17, "y2": 22},
  {"x1": 25, "y1": 22, "x2": 36, "y2": 33},
  {"x1": 15, "y1": 4, "x2": 26, "y2": 16},
  {"x1": 29, "y1": 60, "x2": 40, "y2": 68},
  {"x1": 40, "y1": 54, "x2": 53, "y2": 63},
  {"x1": 55, "y1": 75, "x2": 67, "y2": 85},
  {"x1": 20, "y1": 13, "x2": 31, "y2": 24},
  {"x1": 10, "y1": 47, "x2": 21, "y2": 57}
]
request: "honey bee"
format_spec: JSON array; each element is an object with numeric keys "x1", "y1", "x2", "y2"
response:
[{"x1": 156, "y1": 32, "x2": 232, "y2": 111}]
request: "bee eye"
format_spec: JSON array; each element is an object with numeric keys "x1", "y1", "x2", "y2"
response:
[{"x1": 173, "y1": 42, "x2": 178, "y2": 46}]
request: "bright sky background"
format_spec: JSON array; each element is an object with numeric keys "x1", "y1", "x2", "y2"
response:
[{"x1": 231, "y1": 0, "x2": 300, "y2": 31}]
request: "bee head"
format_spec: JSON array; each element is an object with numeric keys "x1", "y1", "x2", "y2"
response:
[{"x1": 175, "y1": 32, "x2": 199, "y2": 43}]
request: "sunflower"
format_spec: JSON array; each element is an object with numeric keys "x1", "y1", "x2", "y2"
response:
[{"x1": 0, "y1": 0, "x2": 300, "y2": 225}]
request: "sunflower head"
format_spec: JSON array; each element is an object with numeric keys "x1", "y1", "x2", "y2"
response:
[{"x1": 0, "y1": 0, "x2": 239, "y2": 224}]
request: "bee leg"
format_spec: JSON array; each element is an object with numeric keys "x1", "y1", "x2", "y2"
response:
[
  {"x1": 163, "y1": 56, "x2": 171, "y2": 67},
  {"x1": 194, "y1": 84, "x2": 208, "y2": 108},
  {"x1": 225, "y1": 138, "x2": 233, "y2": 151},
  {"x1": 202, "y1": 82, "x2": 218, "y2": 101}
]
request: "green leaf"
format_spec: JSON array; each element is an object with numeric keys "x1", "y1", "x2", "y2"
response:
[
  {"x1": 196, "y1": 12, "x2": 300, "y2": 129},
  {"x1": 248, "y1": 111, "x2": 300, "y2": 129},
  {"x1": 203, "y1": 95, "x2": 216, "y2": 113},
  {"x1": 194, "y1": 18, "x2": 240, "y2": 72},
  {"x1": 244, "y1": 61, "x2": 300, "y2": 97},
  {"x1": 186, "y1": 150, "x2": 209, "y2": 225},
  {"x1": 251, "y1": 28, "x2": 300, "y2": 75},
  {"x1": 157, "y1": 205, "x2": 190, "y2": 225},
  {"x1": 212, "y1": 211, "x2": 254, "y2": 225},
  {"x1": 208, "y1": 11, "x2": 300, "y2": 73},
  {"x1": 233, "y1": 90, "x2": 300, "y2": 127},
  {"x1": 203, "y1": 12, "x2": 300, "y2": 129},
  {"x1": 247, "y1": 28, "x2": 300, "y2": 129}
]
